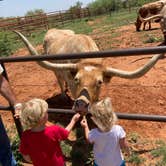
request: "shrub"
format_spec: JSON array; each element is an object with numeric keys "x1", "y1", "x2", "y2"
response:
[{"x1": 0, "y1": 32, "x2": 12, "y2": 57}]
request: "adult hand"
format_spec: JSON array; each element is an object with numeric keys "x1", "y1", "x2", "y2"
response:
[{"x1": 14, "y1": 103, "x2": 22, "y2": 119}]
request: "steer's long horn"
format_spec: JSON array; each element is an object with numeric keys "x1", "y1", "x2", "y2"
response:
[
  {"x1": 139, "y1": 14, "x2": 163, "y2": 22},
  {"x1": 13, "y1": 30, "x2": 78, "y2": 71},
  {"x1": 104, "y1": 54, "x2": 164, "y2": 78},
  {"x1": 39, "y1": 61, "x2": 78, "y2": 71}
]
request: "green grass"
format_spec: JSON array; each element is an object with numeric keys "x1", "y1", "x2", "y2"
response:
[
  {"x1": 61, "y1": 141, "x2": 72, "y2": 158},
  {"x1": 88, "y1": 10, "x2": 137, "y2": 31},
  {"x1": 106, "y1": 10, "x2": 136, "y2": 27},
  {"x1": 11, "y1": 135, "x2": 23, "y2": 166},
  {"x1": 128, "y1": 132, "x2": 140, "y2": 144},
  {"x1": 62, "y1": 18, "x2": 93, "y2": 34},
  {"x1": 151, "y1": 140, "x2": 166, "y2": 165},
  {"x1": 0, "y1": 30, "x2": 46, "y2": 57},
  {"x1": 127, "y1": 153, "x2": 146, "y2": 165},
  {"x1": 143, "y1": 34, "x2": 163, "y2": 43},
  {"x1": 28, "y1": 30, "x2": 46, "y2": 46},
  {"x1": 0, "y1": 31, "x2": 13, "y2": 57}
]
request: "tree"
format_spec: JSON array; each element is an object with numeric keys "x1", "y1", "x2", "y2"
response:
[
  {"x1": 25, "y1": 9, "x2": 45, "y2": 16},
  {"x1": 68, "y1": 1, "x2": 83, "y2": 18}
]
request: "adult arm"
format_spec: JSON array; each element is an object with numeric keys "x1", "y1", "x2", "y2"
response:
[{"x1": 0, "y1": 74, "x2": 17, "y2": 106}]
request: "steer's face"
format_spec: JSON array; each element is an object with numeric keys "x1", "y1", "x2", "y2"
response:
[{"x1": 72, "y1": 65, "x2": 107, "y2": 115}]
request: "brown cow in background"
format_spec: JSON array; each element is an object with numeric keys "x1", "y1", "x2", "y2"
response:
[
  {"x1": 139, "y1": 3, "x2": 166, "y2": 44},
  {"x1": 135, "y1": 0, "x2": 166, "y2": 31}
]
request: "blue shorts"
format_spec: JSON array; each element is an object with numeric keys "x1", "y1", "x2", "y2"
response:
[
  {"x1": 94, "y1": 162, "x2": 98, "y2": 166},
  {"x1": 0, "y1": 116, "x2": 17, "y2": 166},
  {"x1": 94, "y1": 160, "x2": 125, "y2": 166},
  {"x1": 120, "y1": 160, "x2": 126, "y2": 166}
]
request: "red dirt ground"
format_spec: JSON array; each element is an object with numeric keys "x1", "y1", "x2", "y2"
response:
[{"x1": 0, "y1": 22, "x2": 166, "y2": 165}]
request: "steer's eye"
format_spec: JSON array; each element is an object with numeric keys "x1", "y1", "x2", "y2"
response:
[
  {"x1": 96, "y1": 79, "x2": 103, "y2": 87},
  {"x1": 70, "y1": 71, "x2": 77, "y2": 77},
  {"x1": 74, "y1": 77, "x2": 80, "y2": 85}
]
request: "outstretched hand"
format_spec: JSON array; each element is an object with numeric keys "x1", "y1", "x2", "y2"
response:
[
  {"x1": 66, "y1": 113, "x2": 81, "y2": 132},
  {"x1": 71, "y1": 113, "x2": 81, "y2": 123},
  {"x1": 80, "y1": 116, "x2": 88, "y2": 128}
]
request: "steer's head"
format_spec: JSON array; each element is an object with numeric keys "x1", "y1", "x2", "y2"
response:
[{"x1": 71, "y1": 64, "x2": 110, "y2": 115}]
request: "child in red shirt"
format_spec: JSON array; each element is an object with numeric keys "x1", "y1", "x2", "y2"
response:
[{"x1": 19, "y1": 98, "x2": 80, "y2": 166}]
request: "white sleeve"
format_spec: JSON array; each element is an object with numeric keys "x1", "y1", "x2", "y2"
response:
[
  {"x1": 0, "y1": 64, "x2": 4, "y2": 74},
  {"x1": 117, "y1": 125, "x2": 126, "y2": 139},
  {"x1": 88, "y1": 129, "x2": 96, "y2": 143}
]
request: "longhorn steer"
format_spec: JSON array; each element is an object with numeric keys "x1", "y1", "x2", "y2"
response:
[
  {"x1": 140, "y1": 5, "x2": 166, "y2": 44},
  {"x1": 135, "y1": 0, "x2": 166, "y2": 31},
  {"x1": 14, "y1": 29, "x2": 164, "y2": 114}
]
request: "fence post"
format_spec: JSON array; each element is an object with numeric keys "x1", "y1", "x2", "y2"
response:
[
  {"x1": 70, "y1": 9, "x2": 75, "y2": 23},
  {"x1": 87, "y1": 7, "x2": 91, "y2": 17},
  {"x1": 59, "y1": 11, "x2": 64, "y2": 26},
  {"x1": 43, "y1": 13, "x2": 49, "y2": 30}
]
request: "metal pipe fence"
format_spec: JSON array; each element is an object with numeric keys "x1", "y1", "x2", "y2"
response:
[
  {"x1": 1, "y1": 106, "x2": 166, "y2": 122},
  {"x1": 0, "y1": 46, "x2": 166, "y2": 63}
]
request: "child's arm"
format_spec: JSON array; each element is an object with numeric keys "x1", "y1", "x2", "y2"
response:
[
  {"x1": 80, "y1": 116, "x2": 90, "y2": 142},
  {"x1": 65, "y1": 113, "x2": 80, "y2": 132},
  {"x1": 119, "y1": 137, "x2": 130, "y2": 156},
  {"x1": 22, "y1": 154, "x2": 32, "y2": 163}
]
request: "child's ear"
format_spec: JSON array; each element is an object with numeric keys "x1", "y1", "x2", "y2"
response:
[
  {"x1": 38, "y1": 118, "x2": 43, "y2": 124},
  {"x1": 39, "y1": 116, "x2": 45, "y2": 124}
]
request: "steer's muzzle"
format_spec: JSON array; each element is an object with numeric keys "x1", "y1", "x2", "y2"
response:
[{"x1": 72, "y1": 96, "x2": 90, "y2": 115}]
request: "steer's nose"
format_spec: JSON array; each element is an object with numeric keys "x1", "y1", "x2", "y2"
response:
[{"x1": 73, "y1": 98, "x2": 90, "y2": 115}]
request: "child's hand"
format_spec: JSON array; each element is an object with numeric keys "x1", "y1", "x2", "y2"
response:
[
  {"x1": 72, "y1": 113, "x2": 81, "y2": 122},
  {"x1": 80, "y1": 116, "x2": 88, "y2": 128},
  {"x1": 66, "y1": 113, "x2": 81, "y2": 132}
]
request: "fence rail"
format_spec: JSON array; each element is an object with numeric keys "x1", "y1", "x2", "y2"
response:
[
  {"x1": 0, "y1": 46, "x2": 166, "y2": 62},
  {"x1": 0, "y1": 8, "x2": 91, "y2": 34},
  {"x1": 1, "y1": 105, "x2": 166, "y2": 122}
]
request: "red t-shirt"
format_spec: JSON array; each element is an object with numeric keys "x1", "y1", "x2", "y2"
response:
[{"x1": 20, "y1": 125, "x2": 69, "y2": 166}]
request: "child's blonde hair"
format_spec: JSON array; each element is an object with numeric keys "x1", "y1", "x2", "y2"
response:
[
  {"x1": 20, "y1": 98, "x2": 48, "y2": 130},
  {"x1": 89, "y1": 97, "x2": 117, "y2": 132}
]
